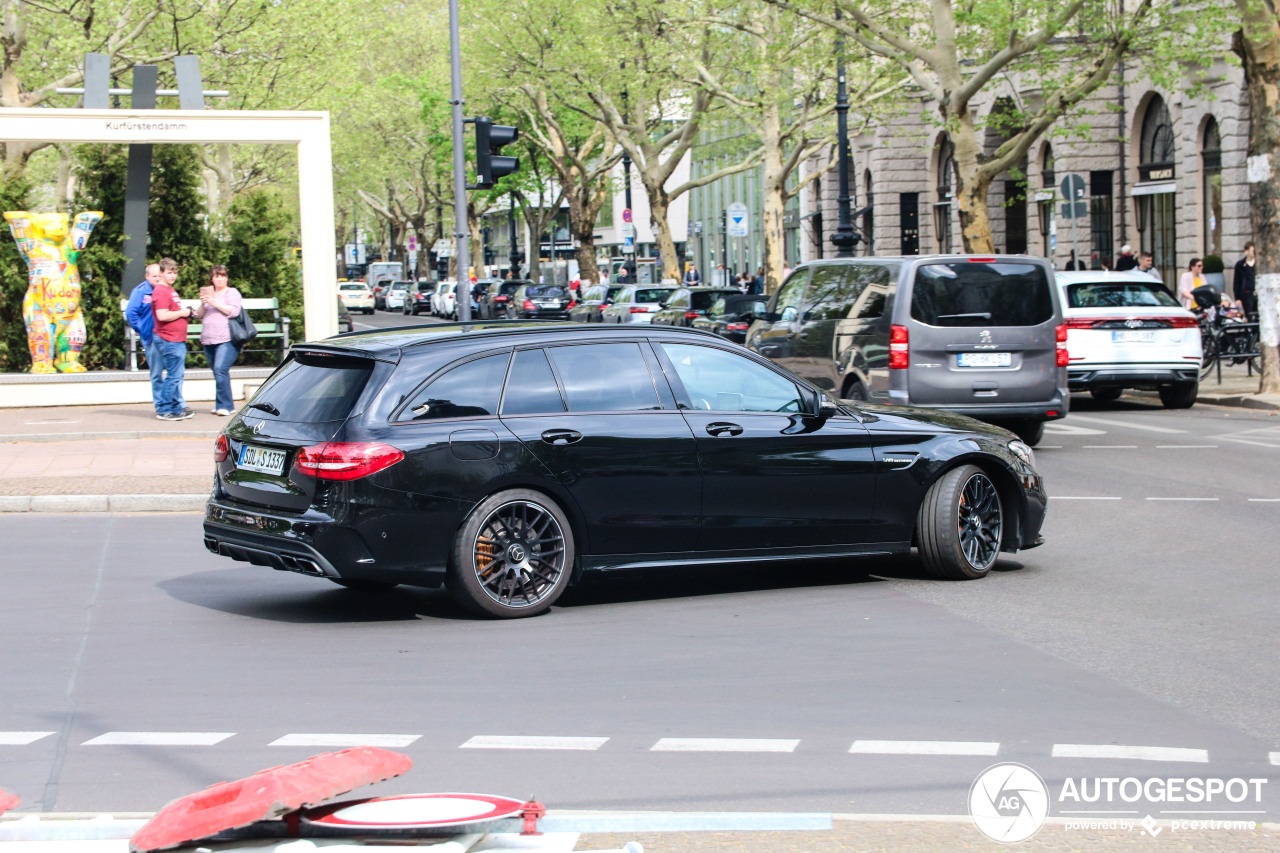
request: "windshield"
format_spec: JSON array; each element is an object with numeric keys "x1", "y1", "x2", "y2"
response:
[
  {"x1": 339, "y1": 284, "x2": 366, "y2": 291},
  {"x1": 1065, "y1": 281, "x2": 1179, "y2": 309},
  {"x1": 911, "y1": 262, "x2": 1054, "y2": 327},
  {"x1": 251, "y1": 354, "x2": 374, "y2": 423},
  {"x1": 526, "y1": 285, "x2": 569, "y2": 298},
  {"x1": 634, "y1": 288, "x2": 675, "y2": 304}
]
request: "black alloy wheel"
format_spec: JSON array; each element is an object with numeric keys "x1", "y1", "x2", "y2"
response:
[
  {"x1": 916, "y1": 465, "x2": 1003, "y2": 580},
  {"x1": 448, "y1": 489, "x2": 574, "y2": 618}
]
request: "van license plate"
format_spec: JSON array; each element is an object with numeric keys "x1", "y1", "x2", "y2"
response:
[
  {"x1": 957, "y1": 352, "x2": 1012, "y2": 368},
  {"x1": 238, "y1": 444, "x2": 287, "y2": 475},
  {"x1": 1112, "y1": 330, "x2": 1156, "y2": 342}
]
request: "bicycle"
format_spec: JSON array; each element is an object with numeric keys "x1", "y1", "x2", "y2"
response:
[{"x1": 1197, "y1": 309, "x2": 1260, "y2": 381}]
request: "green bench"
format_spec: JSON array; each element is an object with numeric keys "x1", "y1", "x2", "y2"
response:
[{"x1": 122, "y1": 296, "x2": 291, "y2": 370}]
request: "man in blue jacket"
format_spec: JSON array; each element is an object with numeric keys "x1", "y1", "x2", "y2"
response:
[{"x1": 124, "y1": 263, "x2": 165, "y2": 415}]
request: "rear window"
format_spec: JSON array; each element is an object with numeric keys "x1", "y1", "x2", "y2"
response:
[
  {"x1": 415, "y1": 282, "x2": 435, "y2": 293},
  {"x1": 1065, "y1": 281, "x2": 1178, "y2": 309},
  {"x1": 252, "y1": 354, "x2": 374, "y2": 422},
  {"x1": 339, "y1": 283, "x2": 367, "y2": 291},
  {"x1": 634, "y1": 288, "x2": 674, "y2": 303},
  {"x1": 691, "y1": 290, "x2": 737, "y2": 310},
  {"x1": 911, "y1": 262, "x2": 1053, "y2": 327},
  {"x1": 526, "y1": 285, "x2": 569, "y2": 298},
  {"x1": 499, "y1": 283, "x2": 522, "y2": 295}
]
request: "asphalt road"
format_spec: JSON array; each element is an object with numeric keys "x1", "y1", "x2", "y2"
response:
[{"x1": 1, "y1": 337, "x2": 1276, "y2": 825}]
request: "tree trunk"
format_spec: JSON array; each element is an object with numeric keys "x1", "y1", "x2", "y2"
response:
[
  {"x1": 569, "y1": 183, "x2": 607, "y2": 286},
  {"x1": 951, "y1": 108, "x2": 995, "y2": 254},
  {"x1": 760, "y1": 110, "x2": 788, "y2": 295},
  {"x1": 1235, "y1": 14, "x2": 1280, "y2": 393},
  {"x1": 645, "y1": 183, "x2": 680, "y2": 282}
]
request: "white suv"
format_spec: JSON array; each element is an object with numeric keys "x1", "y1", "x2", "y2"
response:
[
  {"x1": 1056, "y1": 271, "x2": 1202, "y2": 409},
  {"x1": 431, "y1": 281, "x2": 458, "y2": 318}
]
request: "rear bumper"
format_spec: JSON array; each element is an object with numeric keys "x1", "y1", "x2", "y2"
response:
[
  {"x1": 890, "y1": 391, "x2": 1069, "y2": 421},
  {"x1": 1069, "y1": 364, "x2": 1199, "y2": 390}
]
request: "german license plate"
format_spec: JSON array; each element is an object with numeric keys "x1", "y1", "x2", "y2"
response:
[
  {"x1": 1112, "y1": 330, "x2": 1156, "y2": 343},
  {"x1": 957, "y1": 352, "x2": 1012, "y2": 368},
  {"x1": 238, "y1": 444, "x2": 287, "y2": 475},
  {"x1": 538, "y1": 301, "x2": 560, "y2": 308}
]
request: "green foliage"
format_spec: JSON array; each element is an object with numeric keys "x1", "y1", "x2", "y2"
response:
[
  {"x1": 218, "y1": 189, "x2": 303, "y2": 360},
  {"x1": 0, "y1": 177, "x2": 32, "y2": 372},
  {"x1": 1203, "y1": 255, "x2": 1225, "y2": 274}
]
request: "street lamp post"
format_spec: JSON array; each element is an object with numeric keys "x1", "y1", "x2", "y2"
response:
[
  {"x1": 621, "y1": 73, "x2": 636, "y2": 283},
  {"x1": 508, "y1": 201, "x2": 521, "y2": 277},
  {"x1": 830, "y1": 7, "x2": 858, "y2": 259}
]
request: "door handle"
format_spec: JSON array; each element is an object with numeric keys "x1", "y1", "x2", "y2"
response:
[
  {"x1": 540, "y1": 429, "x2": 583, "y2": 445},
  {"x1": 705, "y1": 422, "x2": 743, "y2": 437}
]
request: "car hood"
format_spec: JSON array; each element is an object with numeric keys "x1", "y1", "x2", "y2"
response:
[{"x1": 841, "y1": 399, "x2": 1018, "y2": 439}]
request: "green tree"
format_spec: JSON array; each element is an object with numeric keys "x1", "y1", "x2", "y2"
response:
[
  {"x1": 0, "y1": 175, "x2": 31, "y2": 371},
  {"x1": 219, "y1": 188, "x2": 302, "y2": 350}
]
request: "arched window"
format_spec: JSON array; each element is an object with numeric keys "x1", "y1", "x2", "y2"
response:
[
  {"x1": 1140, "y1": 97, "x2": 1176, "y2": 181},
  {"x1": 1202, "y1": 118, "x2": 1222, "y2": 257},
  {"x1": 1037, "y1": 144, "x2": 1055, "y2": 259},
  {"x1": 1137, "y1": 95, "x2": 1177, "y2": 285},
  {"x1": 934, "y1": 135, "x2": 954, "y2": 253}
]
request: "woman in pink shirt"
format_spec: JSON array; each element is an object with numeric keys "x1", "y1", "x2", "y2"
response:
[{"x1": 193, "y1": 265, "x2": 243, "y2": 415}]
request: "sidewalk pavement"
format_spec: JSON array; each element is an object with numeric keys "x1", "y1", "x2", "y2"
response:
[{"x1": 0, "y1": 366, "x2": 1277, "y2": 512}]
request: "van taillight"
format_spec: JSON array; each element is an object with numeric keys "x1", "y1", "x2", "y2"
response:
[
  {"x1": 1056, "y1": 324, "x2": 1070, "y2": 366},
  {"x1": 295, "y1": 442, "x2": 404, "y2": 481},
  {"x1": 889, "y1": 325, "x2": 909, "y2": 369},
  {"x1": 214, "y1": 434, "x2": 229, "y2": 463}
]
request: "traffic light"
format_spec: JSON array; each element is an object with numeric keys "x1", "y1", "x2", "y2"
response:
[{"x1": 473, "y1": 117, "x2": 519, "y2": 189}]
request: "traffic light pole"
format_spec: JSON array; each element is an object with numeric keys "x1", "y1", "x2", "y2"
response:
[{"x1": 448, "y1": 0, "x2": 471, "y2": 322}]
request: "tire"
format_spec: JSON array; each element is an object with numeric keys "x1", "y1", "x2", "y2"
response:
[
  {"x1": 1090, "y1": 387, "x2": 1123, "y2": 402},
  {"x1": 1159, "y1": 382, "x2": 1197, "y2": 409},
  {"x1": 1011, "y1": 420, "x2": 1045, "y2": 446},
  {"x1": 330, "y1": 578, "x2": 398, "y2": 592},
  {"x1": 447, "y1": 489, "x2": 575, "y2": 618},
  {"x1": 365, "y1": 308, "x2": 374, "y2": 315},
  {"x1": 916, "y1": 465, "x2": 1003, "y2": 580},
  {"x1": 843, "y1": 381, "x2": 869, "y2": 402}
]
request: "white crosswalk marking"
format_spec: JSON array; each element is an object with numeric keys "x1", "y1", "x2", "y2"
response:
[
  {"x1": 0, "y1": 731, "x2": 54, "y2": 745},
  {"x1": 270, "y1": 733, "x2": 420, "y2": 747},
  {"x1": 459, "y1": 735, "x2": 608, "y2": 750},
  {"x1": 1044, "y1": 423, "x2": 1107, "y2": 435},
  {"x1": 652, "y1": 738, "x2": 799, "y2": 753},
  {"x1": 849, "y1": 740, "x2": 1000, "y2": 756},
  {"x1": 1066, "y1": 415, "x2": 1187, "y2": 434},
  {"x1": 82, "y1": 732, "x2": 234, "y2": 746},
  {"x1": 1052, "y1": 744, "x2": 1209, "y2": 763}
]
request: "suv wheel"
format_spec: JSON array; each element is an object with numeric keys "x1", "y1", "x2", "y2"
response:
[
  {"x1": 1090, "y1": 388, "x2": 1123, "y2": 403},
  {"x1": 1159, "y1": 382, "x2": 1197, "y2": 409},
  {"x1": 916, "y1": 465, "x2": 1003, "y2": 580},
  {"x1": 448, "y1": 489, "x2": 574, "y2": 618},
  {"x1": 1011, "y1": 420, "x2": 1045, "y2": 446}
]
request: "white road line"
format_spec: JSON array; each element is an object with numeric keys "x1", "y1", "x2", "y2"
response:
[
  {"x1": 1054, "y1": 496, "x2": 1122, "y2": 501},
  {"x1": 652, "y1": 738, "x2": 799, "y2": 753},
  {"x1": 1036, "y1": 445, "x2": 1063, "y2": 449},
  {"x1": 460, "y1": 735, "x2": 608, "y2": 751},
  {"x1": 1249, "y1": 498, "x2": 1280, "y2": 502},
  {"x1": 83, "y1": 732, "x2": 234, "y2": 746},
  {"x1": 0, "y1": 731, "x2": 54, "y2": 745},
  {"x1": 1146, "y1": 497, "x2": 1219, "y2": 502},
  {"x1": 1067, "y1": 415, "x2": 1187, "y2": 434},
  {"x1": 849, "y1": 740, "x2": 1000, "y2": 756},
  {"x1": 270, "y1": 733, "x2": 421, "y2": 748},
  {"x1": 1083, "y1": 445, "x2": 1138, "y2": 449},
  {"x1": 1156, "y1": 445, "x2": 1218, "y2": 449},
  {"x1": 1044, "y1": 424, "x2": 1107, "y2": 435},
  {"x1": 1052, "y1": 744, "x2": 1209, "y2": 763}
]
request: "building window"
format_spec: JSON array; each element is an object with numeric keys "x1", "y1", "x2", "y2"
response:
[
  {"x1": 1137, "y1": 95, "x2": 1177, "y2": 286},
  {"x1": 1037, "y1": 143, "x2": 1055, "y2": 259},
  {"x1": 1202, "y1": 118, "x2": 1222, "y2": 258},
  {"x1": 934, "y1": 135, "x2": 954, "y2": 253},
  {"x1": 1005, "y1": 178, "x2": 1027, "y2": 254},
  {"x1": 862, "y1": 169, "x2": 875, "y2": 255},
  {"x1": 1090, "y1": 171, "x2": 1114, "y2": 269},
  {"x1": 900, "y1": 193, "x2": 919, "y2": 255}
]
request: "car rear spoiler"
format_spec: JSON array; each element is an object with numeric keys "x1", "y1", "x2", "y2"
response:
[{"x1": 292, "y1": 343, "x2": 400, "y2": 364}]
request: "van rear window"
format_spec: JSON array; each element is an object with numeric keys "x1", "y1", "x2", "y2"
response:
[
  {"x1": 911, "y1": 262, "x2": 1054, "y2": 327},
  {"x1": 251, "y1": 354, "x2": 374, "y2": 422}
]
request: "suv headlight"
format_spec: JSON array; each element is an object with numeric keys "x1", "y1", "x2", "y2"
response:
[{"x1": 1007, "y1": 440, "x2": 1035, "y2": 467}]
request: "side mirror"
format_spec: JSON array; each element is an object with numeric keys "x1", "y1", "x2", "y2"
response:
[
  {"x1": 818, "y1": 399, "x2": 839, "y2": 420},
  {"x1": 658, "y1": 302, "x2": 668, "y2": 309},
  {"x1": 764, "y1": 311, "x2": 780, "y2": 322}
]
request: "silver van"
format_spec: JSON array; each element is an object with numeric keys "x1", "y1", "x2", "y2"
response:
[{"x1": 745, "y1": 255, "x2": 1067, "y2": 444}]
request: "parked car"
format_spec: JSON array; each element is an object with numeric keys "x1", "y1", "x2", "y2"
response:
[
  {"x1": 745, "y1": 255, "x2": 1067, "y2": 446},
  {"x1": 384, "y1": 280, "x2": 412, "y2": 312},
  {"x1": 506, "y1": 284, "x2": 574, "y2": 319},
  {"x1": 431, "y1": 281, "x2": 458, "y2": 318},
  {"x1": 204, "y1": 323, "x2": 1048, "y2": 618},
  {"x1": 480, "y1": 280, "x2": 527, "y2": 319},
  {"x1": 569, "y1": 285, "x2": 625, "y2": 323},
  {"x1": 338, "y1": 282, "x2": 375, "y2": 315},
  {"x1": 371, "y1": 280, "x2": 390, "y2": 310},
  {"x1": 1055, "y1": 270, "x2": 1201, "y2": 408},
  {"x1": 403, "y1": 281, "x2": 437, "y2": 316},
  {"x1": 600, "y1": 285, "x2": 676, "y2": 324},
  {"x1": 651, "y1": 287, "x2": 743, "y2": 328},
  {"x1": 336, "y1": 296, "x2": 353, "y2": 334},
  {"x1": 691, "y1": 293, "x2": 769, "y2": 344}
]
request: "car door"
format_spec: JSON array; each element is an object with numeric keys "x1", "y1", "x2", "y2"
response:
[
  {"x1": 653, "y1": 289, "x2": 689, "y2": 326},
  {"x1": 602, "y1": 287, "x2": 635, "y2": 324},
  {"x1": 653, "y1": 341, "x2": 879, "y2": 552},
  {"x1": 497, "y1": 342, "x2": 701, "y2": 555}
]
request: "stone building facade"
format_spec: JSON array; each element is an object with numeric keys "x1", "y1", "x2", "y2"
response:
[{"x1": 797, "y1": 53, "x2": 1253, "y2": 295}]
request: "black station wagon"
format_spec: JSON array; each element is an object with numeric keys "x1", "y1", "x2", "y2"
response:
[{"x1": 204, "y1": 323, "x2": 1048, "y2": 618}]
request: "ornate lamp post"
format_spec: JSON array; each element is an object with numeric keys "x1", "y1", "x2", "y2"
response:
[{"x1": 830, "y1": 7, "x2": 858, "y2": 259}]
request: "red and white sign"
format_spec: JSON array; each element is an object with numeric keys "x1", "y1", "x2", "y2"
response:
[
  {"x1": 622, "y1": 208, "x2": 632, "y2": 223},
  {"x1": 305, "y1": 793, "x2": 526, "y2": 828}
]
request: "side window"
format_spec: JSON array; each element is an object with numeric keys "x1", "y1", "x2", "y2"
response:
[
  {"x1": 659, "y1": 343, "x2": 806, "y2": 414},
  {"x1": 774, "y1": 270, "x2": 808, "y2": 322},
  {"x1": 501, "y1": 349, "x2": 566, "y2": 415},
  {"x1": 669, "y1": 290, "x2": 689, "y2": 308},
  {"x1": 399, "y1": 352, "x2": 510, "y2": 421},
  {"x1": 850, "y1": 265, "x2": 897, "y2": 320},
  {"x1": 805, "y1": 266, "x2": 864, "y2": 321},
  {"x1": 546, "y1": 343, "x2": 662, "y2": 412}
]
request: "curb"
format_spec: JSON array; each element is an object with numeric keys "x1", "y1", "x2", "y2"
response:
[
  {"x1": 0, "y1": 494, "x2": 207, "y2": 513},
  {"x1": 0, "y1": 430, "x2": 220, "y2": 443},
  {"x1": 1129, "y1": 389, "x2": 1280, "y2": 411}
]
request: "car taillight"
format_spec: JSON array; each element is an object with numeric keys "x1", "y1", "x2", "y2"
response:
[
  {"x1": 1056, "y1": 324, "x2": 1070, "y2": 366},
  {"x1": 726, "y1": 322, "x2": 749, "y2": 330},
  {"x1": 295, "y1": 442, "x2": 404, "y2": 481},
  {"x1": 567, "y1": 300, "x2": 577, "y2": 309},
  {"x1": 214, "y1": 434, "x2": 229, "y2": 463},
  {"x1": 523, "y1": 299, "x2": 535, "y2": 310},
  {"x1": 1168, "y1": 316, "x2": 1199, "y2": 328},
  {"x1": 630, "y1": 306, "x2": 650, "y2": 313},
  {"x1": 967, "y1": 257, "x2": 996, "y2": 262},
  {"x1": 1062, "y1": 318, "x2": 1099, "y2": 329},
  {"x1": 889, "y1": 324, "x2": 909, "y2": 369},
  {"x1": 684, "y1": 311, "x2": 702, "y2": 319},
  {"x1": 495, "y1": 295, "x2": 508, "y2": 302}
]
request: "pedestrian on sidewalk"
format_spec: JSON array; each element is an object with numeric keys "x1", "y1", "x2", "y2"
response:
[
  {"x1": 1115, "y1": 244, "x2": 1137, "y2": 271},
  {"x1": 1233, "y1": 241, "x2": 1257, "y2": 318},
  {"x1": 1178, "y1": 258, "x2": 1205, "y2": 310},
  {"x1": 124, "y1": 263, "x2": 166, "y2": 416},
  {"x1": 150, "y1": 257, "x2": 194, "y2": 421},
  {"x1": 193, "y1": 265, "x2": 243, "y2": 417},
  {"x1": 1137, "y1": 251, "x2": 1162, "y2": 282}
]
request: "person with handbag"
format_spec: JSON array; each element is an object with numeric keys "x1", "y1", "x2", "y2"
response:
[{"x1": 193, "y1": 265, "x2": 246, "y2": 416}]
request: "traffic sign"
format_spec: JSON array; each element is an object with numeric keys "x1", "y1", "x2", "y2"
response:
[
  {"x1": 727, "y1": 201, "x2": 749, "y2": 237},
  {"x1": 345, "y1": 243, "x2": 366, "y2": 265},
  {"x1": 1059, "y1": 174, "x2": 1088, "y2": 219},
  {"x1": 407, "y1": 235, "x2": 416, "y2": 251},
  {"x1": 621, "y1": 222, "x2": 636, "y2": 238},
  {"x1": 623, "y1": 236, "x2": 634, "y2": 252},
  {"x1": 622, "y1": 208, "x2": 632, "y2": 224}
]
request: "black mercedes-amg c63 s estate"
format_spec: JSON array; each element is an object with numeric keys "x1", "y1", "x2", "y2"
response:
[{"x1": 203, "y1": 322, "x2": 1047, "y2": 618}]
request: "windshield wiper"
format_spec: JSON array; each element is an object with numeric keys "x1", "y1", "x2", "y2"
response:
[
  {"x1": 936, "y1": 312, "x2": 992, "y2": 321},
  {"x1": 248, "y1": 401, "x2": 280, "y2": 416}
]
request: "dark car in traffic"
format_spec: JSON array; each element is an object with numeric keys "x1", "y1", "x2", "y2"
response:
[
  {"x1": 403, "y1": 281, "x2": 437, "y2": 316},
  {"x1": 651, "y1": 286, "x2": 743, "y2": 328},
  {"x1": 691, "y1": 293, "x2": 769, "y2": 343},
  {"x1": 480, "y1": 280, "x2": 528, "y2": 319},
  {"x1": 506, "y1": 284, "x2": 574, "y2": 319},
  {"x1": 569, "y1": 284, "x2": 625, "y2": 323},
  {"x1": 203, "y1": 323, "x2": 1048, "y2": 619}
]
